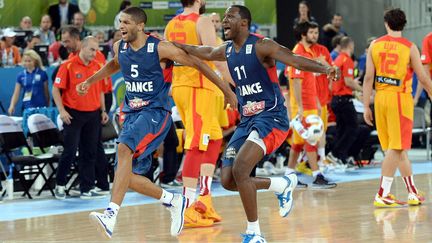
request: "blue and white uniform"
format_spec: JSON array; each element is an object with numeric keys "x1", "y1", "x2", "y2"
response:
[
  {"x1": 223, "y1": 34, "x2": 289, "y2": 167},
  {"x1": 117, "y1": 35, "x2": 173, "y2": 174}
]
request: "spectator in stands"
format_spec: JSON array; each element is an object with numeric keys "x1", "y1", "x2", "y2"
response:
[
  {"x1": 114, "y1": 0, "x2": 132, "y2": 30},
  {"x1": 321, "y1": 13, "x2": 347, "y2": 51},
  {"x1": 8, "y1": 50, "x2": 49, "y2": 115},
  {"x1": 19, "y1": 16, "x2": 34, "y2": 31},
  {"x1": 330, "y1": 34, "x2": 343, "y2": 61},
  {"x1": 24, "y1": 34, "x2": 41, "y2": 53},
  {"x1": 293, "y1": 1, "x2": 316, "y2": 27},
  {"x1": 108, "y1": 30, "x2": 121, "y2": 54},
  {"x1": 48, "y1": 0, "x2": 79, "y2": 33},
  {"x1": 72, "y1": 12, "x2": 90, "y2": 40},
  {"x1": 357, "y1": 37, "x2": 376, "y2": 82},
  {"x1": 94, "y1": 31, "x2": 105, "y2": 44},
  {"x1": 52, "y1": 36, "x2": 108, "y2": 200},
  {"x1": 0, "y1": 28, "x2": 21, "y2": 66},
  {"x1": 35, "y1": 15, "x2": 56, "y2": 46}
]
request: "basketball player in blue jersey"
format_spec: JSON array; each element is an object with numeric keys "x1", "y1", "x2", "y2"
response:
[
  {"x1": 173, "y1": 5, "x2": 339, "y2": 243},
  {"x1": 76, "y1": 7, "x2": 236, "y2": 239}
]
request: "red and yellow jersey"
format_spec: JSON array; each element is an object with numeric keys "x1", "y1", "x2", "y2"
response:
[
  {"x1": 165, "y1": 13, "x2": 218, "y2": 91},
  {"x1": 371, "y1": 35, "x2": 413, "y2": 93},
  {"x1": 286, "y1": 43, "x2": 317, "y2": 110},
  {"x1": 311, "y1": 43, "x2": 332, "y2": 105},
  {"x1": 332, "y1": 52, "x2": 354, "y2": 96},
  {"x1": 421, "y1": 32, "x2": 432, "y2": 76}
]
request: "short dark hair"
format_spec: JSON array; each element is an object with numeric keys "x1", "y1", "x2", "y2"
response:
[
  {"x1": 180, "y1": 0, "x2": 195, "y2": 7},
  {"x1": 339, "y1": 36, "x2": 353, "y2": 49},
  {"x1": 122, "y1": 6, "x2": 147, "y2": 24},
  {"x1": 384, "y1": 8, "x2": 406, "y2": 31},
  {"x1": 119, "y1": 0, "x2": 132, "y2": 12},
  {"x1": 60, "y1": 25, "x2": 80, "y2": 39},
  {"x1": 231, "y1": 5, "x2": 252, "y2": 28},
  {"x1": 294, "y1": 21, "x2": 318, "y2": 42},
  {"x1": 331, "y1": 34, "x2": 344, "y2": 48},
  {"x1": 333, "y1": 13, "x2": 342, "y2": 18}
]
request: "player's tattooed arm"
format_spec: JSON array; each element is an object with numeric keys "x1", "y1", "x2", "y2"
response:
[
  {"x1": 171, "y1": 42, "x2": 228, "y2": 61},
  {"x1": 256, "y1": 38, "x2": 340, "y2": 81},
  {"x1": 159, "y1": 41, "x2": 238, "y2": 109}
]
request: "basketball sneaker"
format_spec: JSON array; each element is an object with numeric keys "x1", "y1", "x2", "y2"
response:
[
  {"x1": 167, "y1": 194, "x2": 187, "y2": 236},
  {"x1": 54, "y1": 185, "x2": 66, "y2": 200},
  {"x1": 184, "y1": 206, "x2": 214, "y2": 228},
  {"x1": 241, "y1": 233, "x2": 267, "y2": 243},
  {"x1": 194, "y1": 195, "x2": 223, "y2": 222},
  {"x1": 89, "y1": 208, "x2": 117, "y2": 239},
  {"x1": 407, "y1": 191, "x2": 425, "y2": 206},
  {"x1": 276, "y1": 174, "x2": 297, "y2": 217},
  {"x1": 296, "y1": 180, "x2": 308, "y2": 188},
  {"x1": 311, "y1": 174, "x2": 337, "y2": 189},
  {"x1": 374, "y1": 193, "x2": 406, "y2": 207}
]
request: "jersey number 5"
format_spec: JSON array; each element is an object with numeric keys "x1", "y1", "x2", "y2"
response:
[
  {"x1": 131, "y1": 64, "x2": 139, "y2": 78},
  {"x1": 379, "y1": 52, "x2": 399, "y2": 75}
]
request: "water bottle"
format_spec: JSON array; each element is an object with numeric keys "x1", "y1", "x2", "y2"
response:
[
  {"x1": 2, "y1": 50, "x2": 8, "y2": 67},
  {"x1": 6, "y1": 164, "x2": 14, "y2": 200},
  {"x1": 8, "y1": 50, "x2": 14, "y2": 67},
  {"x1": 48, "y1": 51, "x2": 54, "y2": 66}
]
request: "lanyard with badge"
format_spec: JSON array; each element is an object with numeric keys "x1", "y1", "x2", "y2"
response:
[{"x1": 22, "y1": 68, "x2": 41, "y2": 102}]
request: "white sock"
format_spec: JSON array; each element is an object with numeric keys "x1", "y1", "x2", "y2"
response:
[
  {"x1": 312, "y1": 170, "x2": 320, "y2": 178},
  {"x1": 381, "y1": 176, "x2": 394, "y2": 197},
  {"x1": 108, "y1": 202, "x2": 120, "y2": 217},
  {"x1": 285, "y1": 167, "x2": 296, "y2": 176},
  {"x1": 268, "y1": 177, "x2": 288, "y2": 194},
  {"x1": 246, "y1": 220, "x2": 261, "y2": 235},
  {"x1": 184, "y1": 187, "x2": 197, "y2": 208},
  {"x1": 159, "y1": 189, "x2": 174, "y2": 205},
  {"x1": 318, "y1": 147, "x2": 325, "y2": 161}
]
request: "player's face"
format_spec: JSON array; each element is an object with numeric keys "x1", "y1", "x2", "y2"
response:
[
  {"x1": 119, "y1": 13, "x2": 142, "y2": 43},
  {"x1": 306, "y1": 27, "x2": 319, "y2": 44},
  {"x1": 222, "y1": 7, "x2": 242, "y2": 40}
]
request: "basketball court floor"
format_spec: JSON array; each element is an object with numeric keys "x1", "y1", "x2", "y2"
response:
[{"x1": 1, "y1": 156, "x2": 432, "y2": 242}]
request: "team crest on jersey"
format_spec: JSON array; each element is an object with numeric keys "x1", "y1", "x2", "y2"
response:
[
  {"x1": 421, "y1": 54, "x2": 426, "y2": 61},
  {"x1": 35, "y1": 74, "x2": 41, "y2": 81},
  {"x1": 129, "y1": 97, "x2": 150, "y2": 109},
  {"x1": 245, "y1": 44, "x2": 253, "y2": 54},
  {"x1": 147, "y1": 43, "x2": 154, "y2": 53},
  {"x1": 76, "y1": 73, "x2": 82, "y2": 79},
  {"x1": 242, "y1": 100, "x2": 265, "y2": 116}
]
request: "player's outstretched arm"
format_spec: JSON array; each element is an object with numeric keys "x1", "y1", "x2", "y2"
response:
[
  {"x1": 172, "y1": 42, "x2": 228, "y2": 61},
  {"x1": 256, "y1": 38, "x2": 339, "y2": 80},
  {"x1": 362, "y1": 42, "x2": 375, "y2": 126},
  {"x1": 76, "y1": 41, "x2": 121, "y2": 95},
  {"x1": 160, "y1": 41, "x2": 237, "y2": 109},
  {"x1": 411, "y1": 44, "x2": 432, "y2": 98}
]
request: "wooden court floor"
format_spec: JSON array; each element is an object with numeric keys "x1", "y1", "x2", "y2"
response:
[{"x1": 2, "y1": 174, "x2": 432, "y2": 242}]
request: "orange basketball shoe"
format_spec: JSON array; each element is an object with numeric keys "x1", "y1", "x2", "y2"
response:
[
  {"x1": 194, "y1": 195, "x2": 223, "y2": 223},
  {"x1": 407, "y1": 191, "x2": 425, "y2": 206},
  {"x1": 184, "y1": 206, "x2": 214, "y2": 228}
]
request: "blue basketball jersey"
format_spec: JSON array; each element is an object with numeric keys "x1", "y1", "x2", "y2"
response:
[
  {"x1": 225, "y1": 34, "x2": 287, "y2": 119},
  {"x1": 118, "y1": 35, "x2": 171, "y2": 113}
]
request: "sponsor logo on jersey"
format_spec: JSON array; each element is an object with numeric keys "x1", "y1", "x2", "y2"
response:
[
  {"x1": 246, "y1": 44, "x2": 253, "y2": 54},
  {"x1": 376, "y1": 76, "x2": 400, "y2": 86},
  {"x1": 348, "y1": 68, "x2": 353, "y2": 75},
  {"x1": 238, "y1": 82, "x2": 263, "y2": 96},
  {"x1": 421, "y1": 54, "x2": 426, "y2": 61},
  {"x1": 125, "y1": 81, "x2": 154, "y2": 92},
  {"x1": 55, "y1": 77, "x2": 61, "y2": 84},
  {"x1": 147, "y1": 43, "x2": 154, "y2": 53},
  {"x1": 242, "y1": 100, "x2": 265, "y2": 116},
  {"x1": 129, "y1": 97, "x2": 150, "y2": 109}
]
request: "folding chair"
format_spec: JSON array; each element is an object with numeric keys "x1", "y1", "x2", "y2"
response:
[
  {"x1": 101, "y1": 120, "x2": 118, "y2": 183},
  {"x1": 0, "y1": 115, "x2": 55, "y2": 199},
  {"x1": 27, "y1": 114, "x2": 63, "y2": 196}
]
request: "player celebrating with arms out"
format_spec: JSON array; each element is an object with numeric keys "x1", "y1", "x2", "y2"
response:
[
  {"x1": 174, "y1": 5, "x2": 339, "y2": 243},
  {"x1": 76, "y1": 7, "x2": 236, "y2": 239}
]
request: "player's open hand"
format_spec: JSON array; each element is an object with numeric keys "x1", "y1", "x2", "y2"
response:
[
  {"x1": 76, "y1": 81, "x2": 90, "y2": 96},
  {"x1": 363, "y1": 106, "x2": 374, "y2": 127},
  {"x1": 224, "y1": 90, "x2": 238, "y2": 110},
  {"x1": 326, "y1": 66, "x2": 340, "y2": 81}
]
